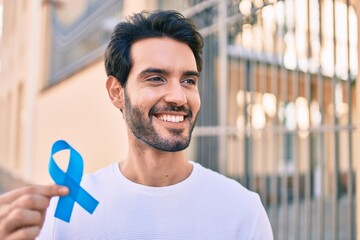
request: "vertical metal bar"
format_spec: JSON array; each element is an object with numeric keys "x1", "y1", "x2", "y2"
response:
[
  {"x1": 209, "y1": 30, "x2": 215, "y2": 169},
  {"x1": 238, "y1": 56, "x2": 246, "y2": 185},
  {"x1": 258, "y1": 8, "x2": 267, "y2": 201},
  {"x1": 259, "y1": 8, "x2": 268, "y2": 208},
  {"x1": 280, "y1": 2, "x2": 289, "y2": 239},
  {"x1": 331, "y1": 1, "x2": 339, "y2": 239},
  {"x1": 345, "y1": 1, "x2": 355, "y2": 239},
  {"x1": 331, "y1": 88, "x2": 340, "y2": 240},
  {"x1": 305, "y1": 0, "x2": 312, "y2": 238},
  {"x1": 261, "y1": 63, "x2": 268, "y2": 208},
  {"x1": 272, "y1": 67, "x2": 280, "y2": 240},
  {"x1": 292, "y1": 71, "x2": 300, "y2": 240},
  {"x1": 316, "y1": 73, "x2": 325, "y2": 239},
  {"x1": 244, "y1": 59, "x2": 251, "y2": 189},
  {"x1": 237, "y1": 56, "x2": 244, "y2": 181},
  {"x1": 280, "y1": 56, "x2": 289, "y2": 240},
  {"x1": 291, "y1": 2, "x2": 300, "y2": 238},
  {"x1": 210, "y1": 20, "x2": 213, "y2": 168},
  {"x1": 218, "y1": 0, "x2": 228, "y2": 174},
  {"x1": 280, "y1": 74, "x2": 288, "y2": 240},
  {"x1": 304, "y1": 78, "x2": 312, "y2": 239},
  {"x1": 316, "y1": 0, "x2": 325, "y2": 239},
  {"x1": 270, "y1": 10, "x2": 280, "y2": 239},
  {"x1": 259, "y1": 7, "x2": 268, "y2": 207},
  {"x1": 249, "y1": 25, "x2": 257, "y2": 194},
  {"x1": 270, "y1": 63, "x2": 280, "y2": 239}
]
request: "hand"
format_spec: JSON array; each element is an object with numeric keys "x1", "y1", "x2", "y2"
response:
[{"x1": 0, "y1": 185, "x2": 68, "y2": 240}]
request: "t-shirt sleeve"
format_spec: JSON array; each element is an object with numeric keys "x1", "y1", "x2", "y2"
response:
[
  {"x1": 36, "y1": 197, "x2": 58, "y2": 240},
  {"x1": 248, "y1": 195, "x2": 274, "y2": 240}
]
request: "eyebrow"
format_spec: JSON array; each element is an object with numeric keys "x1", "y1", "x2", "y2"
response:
[
  {"x1": 139, "y1": 68, "x2": 169, "y2": 78},
  {"x1": 139, "y1": 68, "x2": 199, "y2": 78},
  {"x1": 182, "y1": 70, "x2": 200, "y2": 78}
]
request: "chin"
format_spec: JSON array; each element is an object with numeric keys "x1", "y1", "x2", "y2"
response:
[{"x1": 152, "y1": 139, "x2": 190, "y2": 152}]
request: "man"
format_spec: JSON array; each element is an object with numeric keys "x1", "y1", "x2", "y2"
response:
[{"x1": 1, "y1": 10, "x2": 273, "y2": 239}]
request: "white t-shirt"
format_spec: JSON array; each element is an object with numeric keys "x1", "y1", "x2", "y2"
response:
[{"x1": 39, "y1": 162, "x2": 273, "y2": 240}]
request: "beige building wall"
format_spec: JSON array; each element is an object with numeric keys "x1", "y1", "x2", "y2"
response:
[{"x1": 0, "y1": 0, "x2": 43, "y2": 184}]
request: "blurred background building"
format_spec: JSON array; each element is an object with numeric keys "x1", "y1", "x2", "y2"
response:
[{"x1": 0, "y1": 0, "x2": 359, "y2": 239}]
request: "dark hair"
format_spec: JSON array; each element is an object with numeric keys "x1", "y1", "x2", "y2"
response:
[{"x1": 104, "y1": 10, "x2": 204, "y2": 87}]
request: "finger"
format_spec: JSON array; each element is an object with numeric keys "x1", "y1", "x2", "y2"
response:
[
  {"x1": 0, "y1": 185, "x2": 68, "y2": 205},
  {"x1": 39, "y1": 209, "x2": 47, "y2": 227},
  {"x1": 3, "y1": 208, "x2": 42, "y2": 233},
  {"x1": 22, "y1": 184, "x2": 69, "y2": 198},
  {"x1": 0, "y1": 204, "x2": 11, "y2": 220},
  {"x1": 11, "y1": 194, "x2": 52, "y2": 211},
  {"x1": 7, "y1": 225, "x2": 41, "y2": 240}
]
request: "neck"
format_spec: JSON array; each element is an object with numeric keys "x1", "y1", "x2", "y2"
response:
[{"x1": 119, "y1": 139, "x2": 192, "y2": 187}]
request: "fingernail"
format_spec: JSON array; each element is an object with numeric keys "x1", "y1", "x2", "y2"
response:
[{"x1": 59, "y1": 186, "x2": 69, "y2": 194}]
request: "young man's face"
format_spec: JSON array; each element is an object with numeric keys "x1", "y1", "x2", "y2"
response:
[{"x1": 123, "y1": 37, "x2": 201, "y2": 152}]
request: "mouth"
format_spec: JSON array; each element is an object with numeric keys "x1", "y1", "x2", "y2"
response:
[
  {"x1": 155, "y1": 114, "x2": 186, "y2": 123},
  {"x1": 150, "y1": 105, "x2": 192, "y2": 125}
]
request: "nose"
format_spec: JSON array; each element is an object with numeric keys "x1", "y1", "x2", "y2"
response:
[{"x1": 163, "y1": 81, "x2": 187, "y2": 106}]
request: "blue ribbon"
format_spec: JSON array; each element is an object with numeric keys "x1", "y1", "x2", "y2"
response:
[{"x1": 49, "y1": 140, "x2": 99, "y2": 223}]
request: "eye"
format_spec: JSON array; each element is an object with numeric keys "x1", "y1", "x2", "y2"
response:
[
  {"x1": 181, "y1": 78, "x2": 197, "y2": 86},
  {"x1": 147, "y1": 76, "x2": 164, "y2": 82}
]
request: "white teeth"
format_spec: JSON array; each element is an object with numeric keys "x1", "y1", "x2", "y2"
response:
[{"x1": 157, "y1": 114, "x2": 184, "y2": 123}]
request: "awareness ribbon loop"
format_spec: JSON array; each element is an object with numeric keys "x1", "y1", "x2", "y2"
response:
[{"x1": 49, "y1": 140, "x2": 99, "y2": 223}]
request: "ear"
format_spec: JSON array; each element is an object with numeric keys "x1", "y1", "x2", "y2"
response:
[{"x1": 106, "y1": 76, "x2": 124, "y2": 110}]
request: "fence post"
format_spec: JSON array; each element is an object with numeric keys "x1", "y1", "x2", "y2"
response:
[
  {"x1": 355, "y1": 1, "x2": 360, "y2": 239},
  {"x1": 218, "y1": 0, "x2": 228, "y2": 174}
]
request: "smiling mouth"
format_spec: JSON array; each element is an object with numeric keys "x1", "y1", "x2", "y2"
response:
[{"x1": 156, "y1": 114, "x2": 185, "y2": 123}]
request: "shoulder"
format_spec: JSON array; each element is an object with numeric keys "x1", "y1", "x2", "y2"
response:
[
  {"x1": 191, "y1": 163, "x2": 273, "y2": 238},
  {"x1": 192, "y1": 162, "x2": 259, "y2": 203},
  {"x1": 193, "y1": 162, "x2": 253, "y2": 193},
  {"x1": 81, "y1": 163, "x2": 117, "y2": 188}
]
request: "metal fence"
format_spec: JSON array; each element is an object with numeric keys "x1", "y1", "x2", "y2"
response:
[{"x1": 184, "y1": 0, "x2": 357, "y2": 239}]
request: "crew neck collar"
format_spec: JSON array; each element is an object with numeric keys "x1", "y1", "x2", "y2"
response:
[{"x1": 112, "y1": 161, "x2": 198, "y2": 194}]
